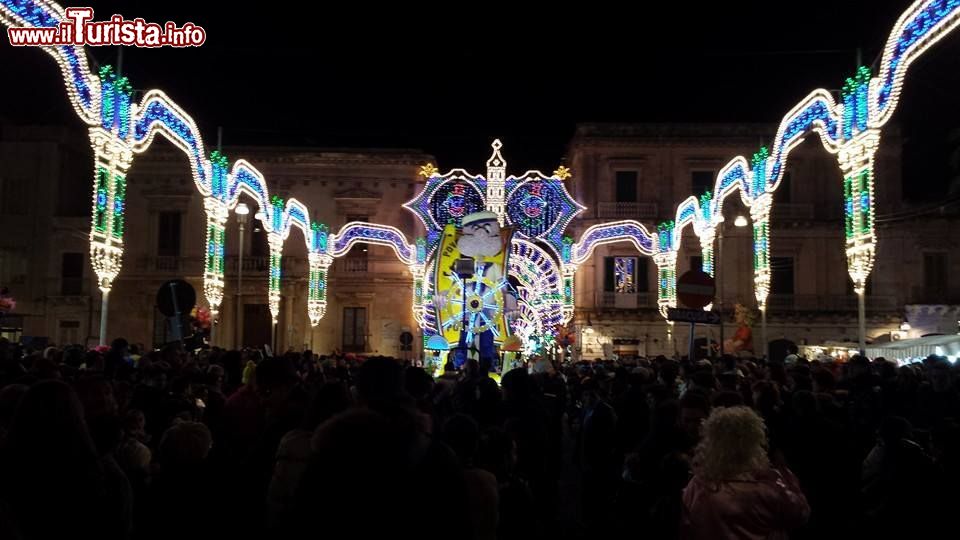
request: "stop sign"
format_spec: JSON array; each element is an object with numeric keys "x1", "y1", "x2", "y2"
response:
[{"x1": 676, "y1": 270, "x2": 716, "y2": 309}]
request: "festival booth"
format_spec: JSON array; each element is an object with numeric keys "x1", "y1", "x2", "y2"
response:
[
  {"x1": 864, "y1": 334, "x2": 960, "y2": 365},
  {"x1": 799, "y1": 341, "x2": 861, "y2": 362}
]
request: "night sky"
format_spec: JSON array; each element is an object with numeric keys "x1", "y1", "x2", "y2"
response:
[{"x1": 2, "y1": 0, "x2": 959, "y2": 200}]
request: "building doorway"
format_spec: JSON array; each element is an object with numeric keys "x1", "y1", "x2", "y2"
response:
[
  {"x1": 342, "y1": 307, "x2": 367, "y2": 353},
  {"x1": 242, "y1": 303, "x2": 272, "y2": 349}
]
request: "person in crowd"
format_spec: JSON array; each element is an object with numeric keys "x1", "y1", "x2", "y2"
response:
[
  {"x1": 2, "y1": 380, "x2": 131, "y2": 539},
  {"x1": 4, "y1": 334, "x2": 960, "y2": 540},
  {"x1": 141, "y1": 421, "x2": 221, "y2": 540},
  {"x1": 682, "y1": 406, "x2": 810, "y2": 539},
  {"x1": 578, "y1": 376, "x2": 618, "y2": 534},
  {"x1": 266, "y1": 382, "x2": 350, "y2": 528},
  {"x1": 861, "y1": 415, "x2": 941, "y2": 536},
  {"x1": 442, "y1": 414, "x2": 499, "y2": 540}
]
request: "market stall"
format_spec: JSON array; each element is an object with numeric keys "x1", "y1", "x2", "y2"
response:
[{"x1": 864, "y1": 334, "x2": 960, "y2": 364}]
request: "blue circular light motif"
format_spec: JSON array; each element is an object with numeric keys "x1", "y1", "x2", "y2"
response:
[
  {"x1": 521, "y1": 193, "x2": 546, "y2": 218},
  {"x1": 444, "y1": 193, "x2": 467, "y2": 217}
]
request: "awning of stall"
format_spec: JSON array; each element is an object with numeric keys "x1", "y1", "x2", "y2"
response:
[{"x1": 864, "y1": 334, "x2": 960, "y2": 362}]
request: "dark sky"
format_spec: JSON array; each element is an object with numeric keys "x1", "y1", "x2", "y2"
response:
[{"x1": 3, "y1": 0, "x2": 959, "y2": 199}]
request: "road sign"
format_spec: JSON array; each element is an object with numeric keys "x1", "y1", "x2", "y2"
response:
[
  {"x1": 156, "y1": 279, "x2": 196, "y2": 317},
  {"x1": 677, "y1": 270, "x2": 716, "y2": 309},
  {"x1": 399, "y1": 331, "x2": 413, "y2": 351},
  {"x1": 667, "y1": 307, "x2": 720, "y2": 325}
]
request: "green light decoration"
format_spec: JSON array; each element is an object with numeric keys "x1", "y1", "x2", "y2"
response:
[
  {"x1": 311, "y1": 221, "x2": 329, "y2": 253},
  {"x1": 561, "y1": 236, "x2": 573, "y2": 263},
  {"x1": 751, "y1": 146, "x2": 769, "y2": 195},
  {"x1": 204, "y1": 223, "x2": 225, "y2": 275},
  {"x1": 414, "y1": 279, "x2": 423, "y2": 304},
  {"x1": 699, "y1": 191, "x2": 713, "y2": 222},
  {"x1": 843, "y1": 169, "x2": 874, "y2": 241},
  {"x1": 844, "y1": 175, "x2": 854, "y2": 240},
  {"x1": 111, "y1": 173, "x2": 126, "y2": 240},
  {"x1": 415, "y1": 236, "x2": 427, "y2": 264},
  {"x1": 269, "y1": 250, "x2": 282, "y2": 296},
  {"x1": 309, "y1": 267, "x2": 326, "y2": 302},
  {"x1": 270, "y1": 195, "x2": 284, "y2": 232},
  {"x1": 752, "y1": 220, "x2": 769, "y2": 272},
  {"x1": 698, "y1": 191, "x2": 715, "y2": 277},
  {"x1": 98, "y1": 65, "x2": 133, "y2": 136},
  {"x1": 859, "y1": 171, "x2": 872, "y2": 235},
  {"x1": 658, "y1": 263, "x2": 675, "y2": 299},
  {"x1": 842, "y1": 66, "x2": 872, "y2": 139},
  {"x1": 657, "y1": 221, "x2": 675, "y2": 252}
]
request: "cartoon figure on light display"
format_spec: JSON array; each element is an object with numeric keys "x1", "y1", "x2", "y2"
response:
[
  {"x1": 724, "y1": 303, "x2": 756, "y2": 355},
  {"x1": 434, "y1": 211, "x2": 518, "y2": 368}
]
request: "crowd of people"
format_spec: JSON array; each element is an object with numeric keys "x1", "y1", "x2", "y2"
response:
[{"x1": 1, "y1": 336, "x2": 959, "y2": 539}]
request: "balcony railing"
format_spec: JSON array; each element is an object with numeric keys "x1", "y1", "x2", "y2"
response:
[
  {"x1": 134, "y1": 256, "x2": 203, "y2": 274},
  {"x1": 772, "y1": 203, "x2": 814, "y2": 221},
  {"x1": 597, "y1": 291, "x2": 655, "y2": 309},
  {"x1": 598, "y1": 202, "x2": 658, "y2": 220},
  {"x1": 767, "y1": 294, "x2": 899, "y2": 312},
  {"x1": 225, "y1": 256, "x2": 302, "y2": 274},
  {"x1": 337, "y1": 257, "x2": 369, "y2": 273},
  {"x1": 155, "y1": 256, "x2": 180, "y2": 272}
]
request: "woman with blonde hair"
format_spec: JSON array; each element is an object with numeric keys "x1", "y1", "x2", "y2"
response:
[{"x1": 681, "y1": 406, "x2": 809, "y2": 539}]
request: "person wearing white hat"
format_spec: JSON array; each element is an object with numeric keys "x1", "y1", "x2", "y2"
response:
[{"x1": 440, "y1": 211, "x2": 518, "y2": 368}]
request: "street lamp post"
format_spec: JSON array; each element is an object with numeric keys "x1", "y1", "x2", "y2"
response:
[
  {"x1": 716, "y1": 214, "x2": 749, "y2": 357},
  {"x1": 234, "y1": 203, "x2": 249, "y2": 350}
]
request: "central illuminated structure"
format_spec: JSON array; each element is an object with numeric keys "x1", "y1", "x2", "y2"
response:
[
  {"x1": 3, "y1": 0, "x2": 960, "y2": 353},
  {"x1": 404, "y1": 142, "x2": 584, "y2": 350}
]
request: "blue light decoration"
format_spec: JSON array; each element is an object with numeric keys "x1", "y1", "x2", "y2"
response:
[
  {"x1": 776, "y1": 95, "x2": 841, "y2": 153},
  {"x1": 230, "y1": 164, "x2": 268, "y2": 209},
  {"x1": 133, "y1": 97, "x2": 208, "y2": 188},
  {"x1": 875, "y1": 0, "x2": 960, "y2": 117},
  {"x1": 331, "y1": 223, "x2": 415, "y2": 264},
  {"x1": 717, "y1": 160, "x2": 747, "y2": 195},
  {"x1": 286, "y1": 203, "x2": 308, "y2": 233},
  {"x1": 1, "y1": 0, "x2": 96, "y2": 113},
  {"x1": 209, "y1": 150, "x2": 229, "y2": 201},
  {"x1": 404, "y1": 174, "x2": 487, "y2": 235},
  {"x1": 676, "y1": 198, "x2": 698, "y2": 228},
  {"x1": 504, "y1": 172, "x2": 585, "y2": 258},
  {"x1": 572, "y1": 221, "x2": 657, "y2": 264}
]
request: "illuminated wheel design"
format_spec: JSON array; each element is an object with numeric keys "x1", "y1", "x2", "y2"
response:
[{"x1": 441, "y1": 264, "x2": 507, "y2": 344}]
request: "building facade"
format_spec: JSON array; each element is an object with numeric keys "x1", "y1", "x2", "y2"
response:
[
  {"x1": 566, "y1": 123, "x2": 960, "y2": 359},
  {"x1": 0, "y1": 125, "x2": 431, "y2": 356}
]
